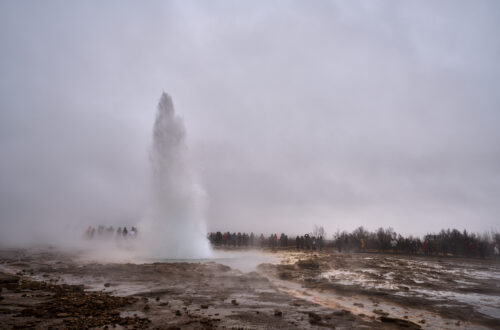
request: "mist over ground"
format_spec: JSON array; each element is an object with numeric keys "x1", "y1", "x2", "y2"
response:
[{"x1": 0, "y1": 1, "x2": 499, "y2": 247}]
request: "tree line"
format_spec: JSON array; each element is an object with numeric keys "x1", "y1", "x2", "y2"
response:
[
  {"x1": 333, "y1": 227, "x2": 499, "y2": 258},
  {"x1": 209, "y1": 226, "x2": 500, "y2": 258}
]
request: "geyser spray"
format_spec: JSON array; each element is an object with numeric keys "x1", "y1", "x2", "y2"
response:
[{"x1": 139, "y1": 92, "x2": 211, "y2": 258}]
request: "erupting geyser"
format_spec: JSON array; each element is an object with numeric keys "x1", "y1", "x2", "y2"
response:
[{"x1": 139, "y1": 92, "x2": 211, "y2": 258}]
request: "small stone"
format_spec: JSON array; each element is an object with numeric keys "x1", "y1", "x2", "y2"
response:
[
  {"x1": 274, "y1": 309, "x2": 282, "y2": 317},
  {"x1": 231, "y1": 299, "x2": 238, "y2": 306},
  {"x1": 167, "y1": 327, "x2": 181, "y2": 330},
  {"x1": 201, "y1": 304, "x2": 209, "y2": 309},
  {"x1": 308, "y1": 312, "x2": 322, "y2": 324},
  {"x1": 175, "y1": 310, "x2": 182, "y2": 316}
]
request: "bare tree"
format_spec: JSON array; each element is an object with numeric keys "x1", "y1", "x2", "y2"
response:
[{"x1": 313, "y1": 224, "x2": 326, "y2": 238}]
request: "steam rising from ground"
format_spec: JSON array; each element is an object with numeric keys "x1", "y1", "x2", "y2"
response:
[{"x1": 138, "y1": 93, "x2": 211, "y2": 258}]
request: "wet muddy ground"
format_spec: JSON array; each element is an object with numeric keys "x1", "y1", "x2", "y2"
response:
[
  {"x1": 260, "y1": 251, "x2": 500, "y2": 329},
  {"x1": 0, "y1": 247, "x2": 498, "y2": 329},
  {"x1": 0, "y1": 248, "x2": 390, "y2": 329}
]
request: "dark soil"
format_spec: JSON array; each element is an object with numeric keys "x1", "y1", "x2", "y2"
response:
[{"x1": 0, "y1": 248, "x2": 392, "y2": 329}]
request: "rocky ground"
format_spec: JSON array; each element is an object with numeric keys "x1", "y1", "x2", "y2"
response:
[
  {"x1": 260, "y1": 251, "x2": 500, "y2": 329},
  {"x1": 0, "y1": 247, "x2": 498, "y2": 329},
  {"x1": 0, "y1": 248, "x2": 396, "y2": 329}
]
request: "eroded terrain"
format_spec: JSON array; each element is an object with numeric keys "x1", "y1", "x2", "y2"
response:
[
  {"x1": 0, "y1": 248, "x2": 386, "y2": 329},
  {"x1": 261, "y1": 251, "x2": 500, "y2": 329},
  {"x1": 0, "y1": 248, "x2": 498, "y2": 329}
]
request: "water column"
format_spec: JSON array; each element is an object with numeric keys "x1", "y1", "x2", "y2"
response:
[{"x1": 139, "y1": 92, "x2": 211, "y2": 258}]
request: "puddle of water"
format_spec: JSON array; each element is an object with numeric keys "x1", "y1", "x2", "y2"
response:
[
  {"x1": 317, "y1": 255, "x2": 500, "y2": 321},
  {"x1": 120, "y1": 310, "x2": 146, "y2": 318},
  {"x1": 209, "y1": 251, "x2": 279, "y2": 273},
  {"x1": 142, "y1": 250, "x2": 279, "y2": 273},
  {"x1": 412, "y1": 288, "x2": 500, "y2": 319},
  {"x1": 320, "y1": 269, "x2": 399, "y2": 290}
]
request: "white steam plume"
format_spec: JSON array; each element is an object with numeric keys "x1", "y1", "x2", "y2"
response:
[{"x1": 139, "y1": 92, "x2": 211, "y2": 258}]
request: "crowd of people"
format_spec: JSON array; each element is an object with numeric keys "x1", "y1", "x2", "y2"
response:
[{"x1": 84, "y1": 225, "x2": 138, "y2": 239}]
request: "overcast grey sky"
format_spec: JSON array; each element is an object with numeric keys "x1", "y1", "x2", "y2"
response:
[{"x1": 0, "y1": 0, "x2": 499, "y2": 243}]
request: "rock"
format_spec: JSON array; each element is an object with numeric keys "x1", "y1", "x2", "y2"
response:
[
  {"x1": 298, "y1": 259, "x2": 320, "y2": 269},
  {"x1": 274, "y1": 309, "x2": 282, "y2": 317},
  {"x1": 380, "y1": 316, "x2": 421, "y2": 329},
  {"x1": 308, "y1": 312, "x2": 322, "y2": 324},
  {"x1": 167, "y1": 326, "x2": 181, "y2": 330},
  {"x1": 201, "y1": 304, "x2": 209, "y2": 309},
  {"x1": 373, "y1": 309, "x2": 389, "y2": 316},
  {"x1": 175, "y1": 310, "x2": 182, "y2": 316},
  {"x1": 231, "y1": 299, "x2": 238, "y2": 306},
  {"x1": 104, "y1": 283, "x2": 111, "y2": 287},
  {"x1": 333, "y1": 309, "x2": 350, "y2": 316},
  {"x1": 353, "y1": 302, "x2": 364, "y2": 307},
  {"x1": 0, "y1": 273, "x2": 19, "y2": 283},
  {"x1": 279, "y1": 271, "x2": 292, "y2": 279}
]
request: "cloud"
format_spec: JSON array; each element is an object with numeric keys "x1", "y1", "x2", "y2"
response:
[{"x1": 0, "y1": 1, "x2": 499, "y2": 244}]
